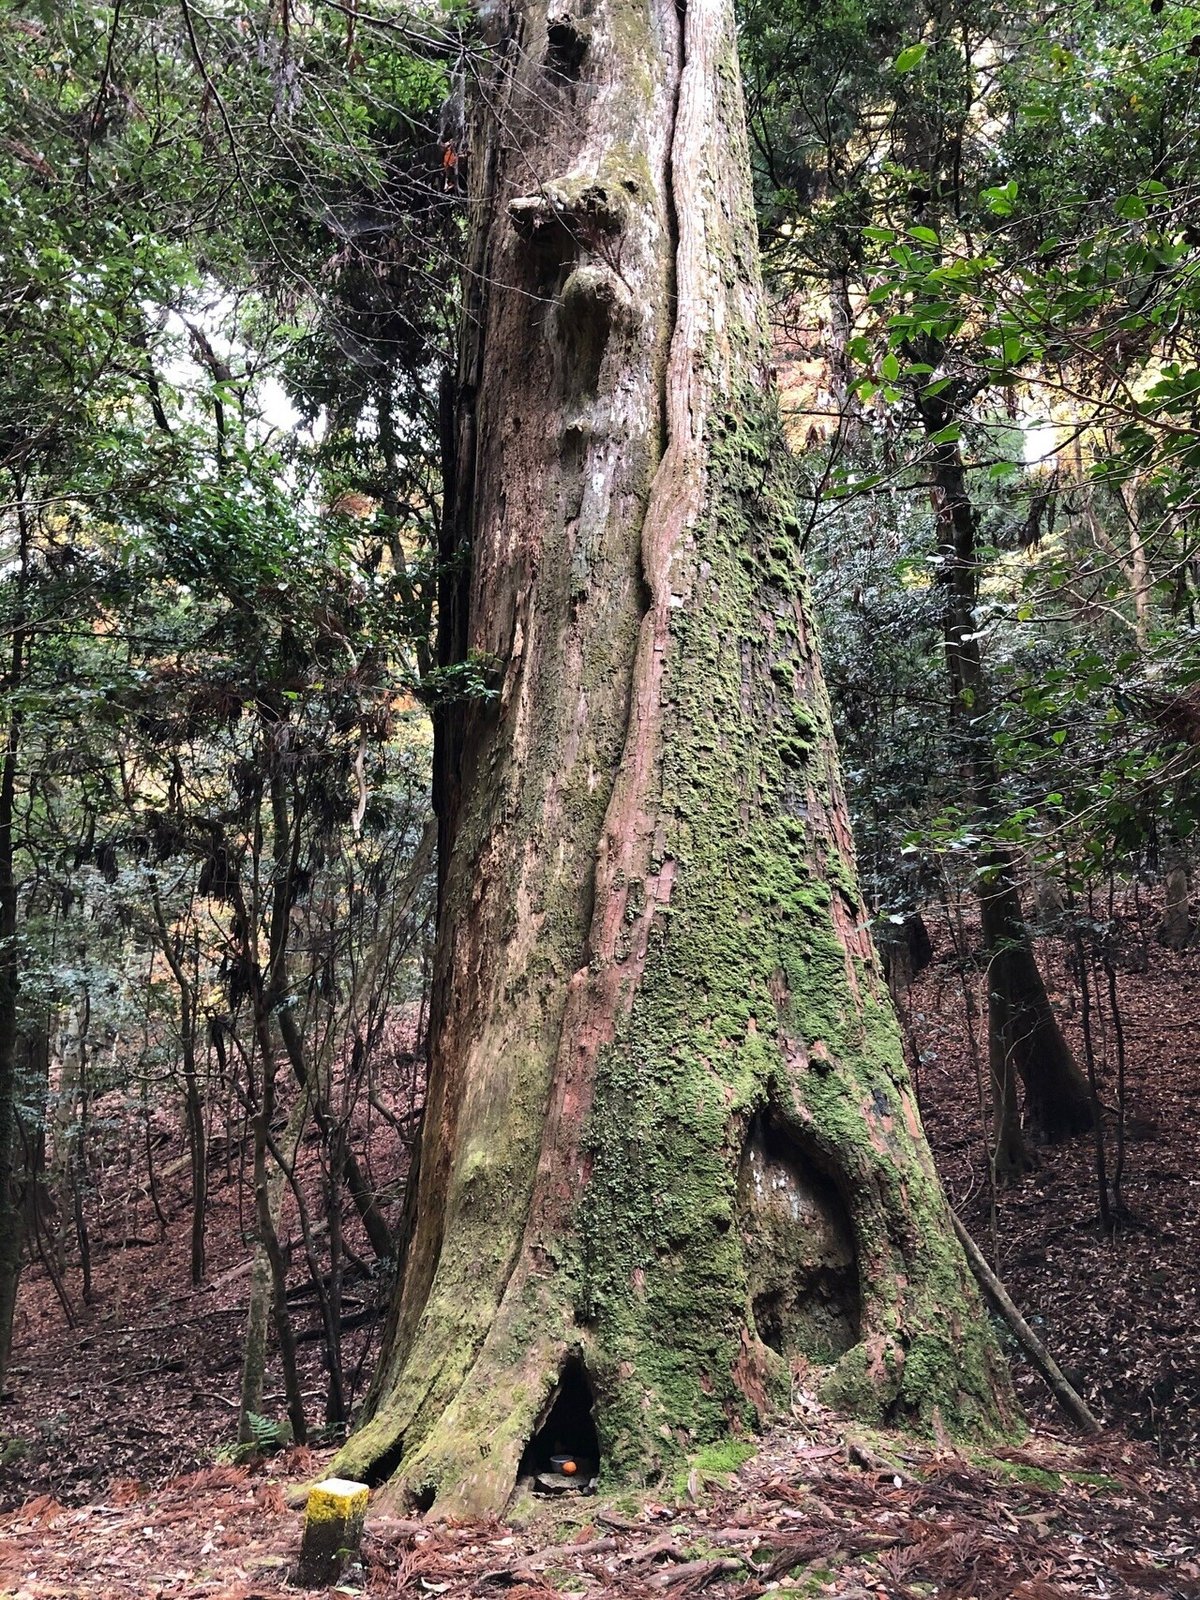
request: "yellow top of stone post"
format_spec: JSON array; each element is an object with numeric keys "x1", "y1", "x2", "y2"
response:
[{"x1": 308, "y1": 1477, "x2": 369, "y2": 1510}]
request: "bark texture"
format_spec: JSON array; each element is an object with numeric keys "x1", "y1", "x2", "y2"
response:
[
  {"x1": 0, "y1": 503, "x2": 28, "y2": 1398},
  {"x1": 1157, "y1": 848, "x2": 1191, "y2": 951},
  {"x1": 915, "y1": 380, "x2": 1095, "y2": 1168},
  {"x1": 336, "y1": 0, "x2": 1014, "y2": 1514}
]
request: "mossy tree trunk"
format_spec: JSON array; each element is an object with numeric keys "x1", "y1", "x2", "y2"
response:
[{"x1": 336, "y1": 0, "x2": 1014, "y2": 1515}]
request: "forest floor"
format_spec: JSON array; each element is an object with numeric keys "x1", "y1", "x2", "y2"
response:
[
  {"x1": 1, "y1": 903, "x2": 1198, "y2": 1596},
  {"x1": 1, "y1": 1410, "x2": 1197, "y2": 1598},
  {"x1": 906, "y1": 901, "x2": 1200, "y2": 1462}
]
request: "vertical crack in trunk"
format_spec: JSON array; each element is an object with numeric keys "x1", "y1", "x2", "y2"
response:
[
  {"x1": 526, "y1": 0, "x2": 692, "y2": 1239},
  {"x1": 537, "y1": 0, "x2": 749, "y2": 1138}
]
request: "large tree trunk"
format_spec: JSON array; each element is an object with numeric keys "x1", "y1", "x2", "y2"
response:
[{"x1": 335, "y1": 0, "x2": 1013, "y2": 1514}]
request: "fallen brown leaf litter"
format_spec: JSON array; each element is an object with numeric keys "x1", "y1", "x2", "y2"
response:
[
  {"x1": 5, "y1": 904, "x2": 1197, "y2": 1518},
  {"x1": 1, "y1": 906, "x2": 1198, "y2": 1593},
  {"x1": 1, "y1": 1416, "x2": 1197, "y2": 1599},
  {"x1": 908, "y1": 902, "x2": 1200, "y2": 1461}
]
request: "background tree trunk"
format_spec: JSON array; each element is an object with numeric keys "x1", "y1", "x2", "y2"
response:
[
  {"x1": 1157, "y1": 845, "x2": 1191, "y2": 950},
  {"x1": 335, "y1": 0, "x2": 1014, "y2": 1515},
  {"x1": 151, "y1": 898, "x2": 207, "y2": 1285},
  {"x1": 0, "y1": 491, "x2": 29, "y2": 1398},
  {"x1": 915, "y1": 381, "x2": 1094, "y2": 1158},
  {"x1": 982, "y1": 873, "x2": 1093, "y2": 1146}
]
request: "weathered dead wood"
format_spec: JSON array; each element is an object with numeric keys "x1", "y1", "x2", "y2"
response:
[
  {"x1": 758, "y1": 1533, "x2": 899, "y2": 1584},
  {"x1": 482, "y1": 1534, "x2": 620, "y2": 1582},
  {"x1": 596, "y1": 1510, "x2": 644, "y2": 1531},
  {"x1": 951, "y1": 1210, "x2": 1101, "y2": 1435},
  {"x1": 646, "y1": 1556, "x2": 746, "y2": 1587},
  {"x1": 622, "y1": 1532, "x2": 683, "y2": 1569}
]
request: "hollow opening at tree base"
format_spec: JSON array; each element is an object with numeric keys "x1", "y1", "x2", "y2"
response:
[
  {"x1": 737, "y1": 1109, "x2": 861, "y2": 1362},
  {"x1": 517, "y1": 1355, "x2": 600, "y2": 1490},
  {"x1": 364, "y1": 1435, "x2": 406, "y2": 1489},
  {"x1": 408, "y1": 1484, "x2": 436, "y2": 1514}
]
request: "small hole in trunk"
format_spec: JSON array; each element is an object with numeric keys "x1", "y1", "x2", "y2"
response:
[
  {"x1": 518, "y1": 1355, "x2": 600, "y2": 1488},
  {"x1": 365, "y1": 1435, "x2": 406, "y2": 1488},
  {"x1": 546, "y1": 18, "x2": 588, "y2": 78}
]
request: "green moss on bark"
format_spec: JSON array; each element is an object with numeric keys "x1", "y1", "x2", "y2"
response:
[{"x1": 564, "y1": 390, "x2": 1015, "y2": 1482}]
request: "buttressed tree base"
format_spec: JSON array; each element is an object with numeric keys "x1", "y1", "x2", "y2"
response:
[{"x1": 333, "y1": 0, "x2": 1016, "y2": 1515}]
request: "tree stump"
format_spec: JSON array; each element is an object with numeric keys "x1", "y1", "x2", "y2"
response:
[
  {"x1": 1158, "y1": 856, "x2": 1192, "y2": 950},
  {"x1": 296, "y1": 1476, "x2": 369, "y2": 1587}
]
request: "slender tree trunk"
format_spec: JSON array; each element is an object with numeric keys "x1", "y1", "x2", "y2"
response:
[
  {"x1": 183, "y1": 1052, "x2": 207, "y2": 1286},
  {"x1": 1115, "y1": 474, "x2": 1152, "y2": 649},
  {"x1": 150, "y1": 896, "x2": 207, "y2": 1284},
  {"x1": 1103, "y1": 940, "x2": 1129, "y2": 1216},
  {"x1": 0, "y1": 492, "x2": 30, "y2": 1397},
  {"x1": 251, "y1": 1086, "x2": 307, "y2": 1446},
  {"x1": 49, "y1": 993, "x2": 86, "y2": 1273},
  {"x1": 237, "y1": 765, "x2": 310, "y2": 1446},
  {"x1": 986, "y1": 983, "x2": 1027, "y2": 1185},
  {"x1": 915, "y1": 384, "x2": 1093, "y2": 1155},
  {"x1": 276, "y1": 1005, "x2": 393, "y2": 1261},
  {"x1": 337, "y1": 0, "x2": 1013, "y2": 1514},
  {"x1": 324, "y1": 1125, "x2": 348, "y2": 1425},
  {"x1": 238, "y1": 1246, "x2": 273, "y2": 1442},
  {"x1": 238, "y1": 1038, "x2": 311, "y2": 1447},
  {"x1": 1070, "y1": 919, "x2": 1112, "y2": 1233},
  {"x1": 182, "y1": 932, "x2": 207, "y2": 1286},
  {"x1": 71, "y1": 1082, "x2": 92, "y2": 1308}
]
